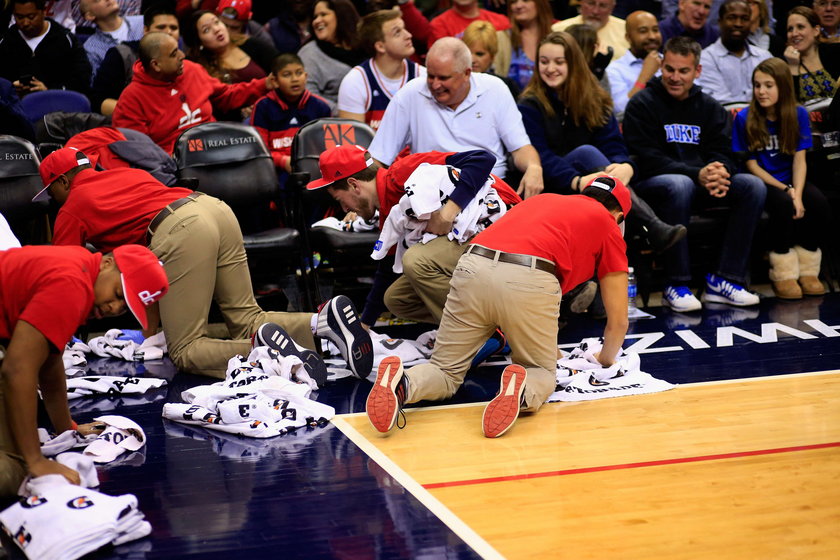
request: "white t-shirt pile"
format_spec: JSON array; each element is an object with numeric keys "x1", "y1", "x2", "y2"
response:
[
  {"x1": 162, "y1": 346, "x2": 335, "y2": 438},
  {"x1": 549, "y1": 337, "x2": 676, "y2": 402},
  {"x1": 370, "y1": 163, "x2": 507, "y2": 272},
  {"x1": 0, "y1": 474, "x2": 150, "y2": 560}
]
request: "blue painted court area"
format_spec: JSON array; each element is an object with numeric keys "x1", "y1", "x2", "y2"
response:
[{"x1": 2, "y1": 292, "x2": 839, "y2": 559}]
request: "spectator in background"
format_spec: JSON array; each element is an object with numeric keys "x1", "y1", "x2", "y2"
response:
[
  {"x1": 732, "y1": 58, "x2": 829, "y2": 299},
  {"x1": 814, "y1": 0, "x2": 840, "y2": 42},
  {"x1": 623, "y1": 36, "x2": 765, "y2": 312},
  {"x1": 0, "y1": 78, "x2": 35, "y2": 141},
  {"x1": 566, "y1": 23, "x2": 613, "y2": 87},
  {"x1": 661, "y1": 0, "x2": 775, "y2": 31},
  {"x1": 462, "y1": 20, "x2": 520, "y2": 98},
  {"x1": 0, "y1": 0, "x2": 92, "y2": 97},
  {"x1": 266, "y1": 0, "x2": 311, "y2": 54},
  {"x1": 427, "y1": 0, "x2": 511, "y2": 49},
  {"x1": 297, "y1": 0, "x2": 365, "y2": 112},
  {"x1": 90, "y1": 4, "x2": 179, "y2": 115},
  {"x1": 338, "y1": 9, "x2": 424, "y2": 131},
  {"x1": 748, "y1": 0, "x2": 785, "y2": 55},
  {"x1": 606, "y1": 10, "x2": 662, "y2": 117},
  {"x1": 112, "y1": 32, "x2": 274, "y2": 153},
  {"x1": 552, "y1": 0, "x2": 630, "y2": 59},
  {"x1": 215, "y1": 0, "x2": 274, "y2": 51},
  {"x1": 784, "y1": 6, "x2": 840, "y2": 102},
  {"x1": 183, "y1": 10, "x2": 276, "y2": 84},
  {"x1": 507, "y1": 0, "x2": 555, "y2": 90},
  {"x1": 72, "y1": 0, "x2": 140, "y2": 36},
  {"x1": 659, "y1": 0, "x2": 720, "y2": 48},
  {"x1": 696, "y1": 0, "x2": 771, "y2": 105},
  {"x1": 80, "y1": 0, "x2": 145, "y2": 80},
  {"x1": 251, "y1": 54, "x2": 331, "y2": 176},
  {"x1": 519, "y1": 31, "x2": 685, "y2": 251},
  {"x1": 369, "y1": 37, "x2": 544, "y2": 198}
]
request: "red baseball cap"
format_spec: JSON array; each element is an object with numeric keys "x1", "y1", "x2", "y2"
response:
[
  {"x1": 306, "y1": 144, "x2": 375, "y2": 190},
  {"x1": 34, "y1": 147, "x2": 91, "y2": 202},
  {"x1": 216, "y1": 0, "x2": 252, "y2": 21},
  {"x1": 112, "y1": 245, "x2": 169, "y2": 330},
  {"x1": 584, "y1": 175, "x2": 632, "y2": 218}
]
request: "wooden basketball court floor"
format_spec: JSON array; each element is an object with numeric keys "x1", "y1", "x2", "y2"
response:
[
  {"x1": 2, "y1": 292, "x2": 840, "y2": 559},
  {"x1": 336, "y1": 370, "x2": 840, "y2": 559}
]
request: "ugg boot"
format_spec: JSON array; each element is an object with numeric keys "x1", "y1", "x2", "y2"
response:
[
  {"x1": 794, "y1": 246, "x2": 825, "y2": 296},
  {"x1": 768, "y1": 251, "x2": 802, "y2": 299}
]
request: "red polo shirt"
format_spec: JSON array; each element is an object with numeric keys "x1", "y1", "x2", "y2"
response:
[
  {"x1": 52, "y1": 167, "x2": 193, "y2": 252},
  {"x1": 0, "y1": 246, "x2": 100, "y2": 350},
  {"x1": 473, "y1": 194, "x2": 628, "y2": 293}
]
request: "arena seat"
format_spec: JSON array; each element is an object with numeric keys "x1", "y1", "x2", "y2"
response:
[
  {"x1": 173, "y1": 122, "x2": 314, "y2": 311},
  {"x1": 21, "y1": 90, "x2": 91, "y2": 123},
  {"x1": 0, "y1": 135, "x2": 49, "y2": 244},
  {"x1": 288, "y1": 118, "x2": 378, "y2": 306}
]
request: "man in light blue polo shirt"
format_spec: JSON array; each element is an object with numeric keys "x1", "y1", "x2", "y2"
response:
[
  {"x1": 696, "y1": 0, "x2": 771, "y2": 105},
  {"x1": 369, "y1": 37, "x2": 544, "y2": 199},
  {"x1": 606, "y1": 10, "x2": 662, "y2": 118}
]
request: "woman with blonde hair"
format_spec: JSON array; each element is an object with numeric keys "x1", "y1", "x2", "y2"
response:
[
  {"x1": 462, "y1": 20, "x2": 520, "y2": 97},
  {"x1": 732, "y1": 57, "x2": 830, "y2": 298},
  {"x1": 518, "y1": 31, "x2": 685, "y2": 250},
  {"x1": 507, "y1": 0, "x2": 556, "y2": 89}
]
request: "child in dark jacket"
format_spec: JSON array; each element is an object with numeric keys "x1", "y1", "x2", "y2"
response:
[{"x1": 250, "y1": 53, "x2": 331, "y2": 176}]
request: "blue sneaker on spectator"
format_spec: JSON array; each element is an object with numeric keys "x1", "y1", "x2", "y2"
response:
[
  {"x1": 471, "y1": 329, "x2": 506, "y2": 367},
  {"x1": 661, "y1": 285, "x2": 702, "y2": 312},
  {"x1": 701, "y1": 274, "x2": 760, "y2": 307}
]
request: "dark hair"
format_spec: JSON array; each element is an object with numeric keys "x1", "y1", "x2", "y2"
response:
[
  {"x1": 13, "y1": 0, "x2": 46, "y2": 9},
  {"x1": 663, "y1": 36, "x2": 702, "y2": 64},
  {"x1": 565, "y1": 23, "x2": 598, "y2": 66},
  {"x1": 718, "y1": 0, "x2": 750, "y2": 19},
  {"x1": 582, "y1": 185, "x2": 622, "y2": 213},
  {"x1": 521, "y1": 31, "x2": 613, "y2": 127},
  {"x1": 508, "y1": 0, "x2": 554, "y2": 51},
  {"x1": 143, "y1": 4, "x2": 177, "y2": 28},
  {"x1": 787, "y1": 5, "x2": 820, "y2": 29},
  {"x1": 745, "y1": 57, "x2": 800, "y2": 155},
  {"x1": 312, "y1": 0, "x2": 361, "y2": 49},
  {"x1": 272, "y1": 53, "x2": 304, "y2": 74}
]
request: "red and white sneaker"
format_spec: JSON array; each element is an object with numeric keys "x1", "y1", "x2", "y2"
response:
[
  {"x1": 482, "y1": 365, "x2": 526, "y2": 438},
  {"x1": 366, "y1": 356, "x2": 407, "y2": 434}
]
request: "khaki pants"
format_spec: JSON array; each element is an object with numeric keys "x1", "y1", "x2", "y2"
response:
[
  {"x1": 0, "y1": 357, "x2": 27, "y2": 499},
  {"x1": 148, "y1": 195, "x2": 312, "y2": 378},
  {"x1": 405, "y1": 251, "x2": 560, "y2": 412},
  {"x1": 384, "y1": 236, "x2": 470, "y2": 324}
]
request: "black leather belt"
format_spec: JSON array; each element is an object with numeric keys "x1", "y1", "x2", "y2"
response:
[
  {"x1": 147, "y1": 192, "x2": 203, "y2": 238},
  {"x1": 467, "y1": 244, "x2": 555, "y2": 274}
]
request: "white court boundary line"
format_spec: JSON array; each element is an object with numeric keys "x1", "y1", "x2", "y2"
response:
[
  {"x1": 331, "y1": 416, "x2": 505, "y2": 560},
  {"x1": 332, "y1": 368, "x2": 840, "y2": 559}
]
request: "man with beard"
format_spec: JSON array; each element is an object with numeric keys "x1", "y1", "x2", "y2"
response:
[
  {"x1": 552, "y1": 0, "x2": 630, "y2": 59},
  {"x1": 696, "y1": 0, "x2": 772, "y2": 104},
  {"x1": 606, "y1": 10, "x2": 663, "y2": 117},
  {"x1": 308, "y1": 145, "x2": 521, "y2": 329}
]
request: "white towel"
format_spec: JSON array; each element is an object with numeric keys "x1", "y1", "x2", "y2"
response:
[{"x1": 549, "y1": 337, "x2": 676, "y2": 402}]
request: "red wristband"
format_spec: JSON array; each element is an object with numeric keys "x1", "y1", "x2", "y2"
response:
[
  {"x1": 634, "y1": 81, "x2": 646, "y2": 89},
  {"x1": 70, "y1": 420, "x2": 78, "y2": 431}
]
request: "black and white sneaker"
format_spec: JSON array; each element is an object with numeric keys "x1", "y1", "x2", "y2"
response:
[
  {"x1": 316, "y1": 295, "x2": 373, "y2": 378},
  {"x1": 253, "y1": 323, "x2": 328, "y2": 387}
]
